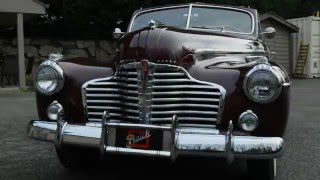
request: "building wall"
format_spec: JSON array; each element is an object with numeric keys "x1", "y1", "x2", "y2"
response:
[
  {"x1": 261, "y1": 19, "x2": 291, "y2": 74},
  {"x1": 289, "y1": 16, "x2": 320, "y2": 78}
]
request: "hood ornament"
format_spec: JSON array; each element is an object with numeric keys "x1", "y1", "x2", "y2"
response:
[{"x1": 148, "y1": 19, "x2": 158, "y2": 29}]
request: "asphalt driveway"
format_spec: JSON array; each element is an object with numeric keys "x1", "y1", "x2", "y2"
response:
[{"x1": 0, "y1": 79, "x2": 319, "y2": 180}]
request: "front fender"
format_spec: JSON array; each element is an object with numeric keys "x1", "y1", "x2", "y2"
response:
[
  {"x1": 188, "y1": 62, "x2": 290, "y2": 137},
  {"x1": 36, "y1": 57, "x2": 114, "y2": 124}
]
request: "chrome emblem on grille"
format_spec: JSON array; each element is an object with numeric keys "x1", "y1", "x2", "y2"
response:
[
  {"x1": 137, "y1": 60, "x2": 154, "y2": 123},
  {"x1": 141, "y1": 60, "x2": 149, "y2": 90}
]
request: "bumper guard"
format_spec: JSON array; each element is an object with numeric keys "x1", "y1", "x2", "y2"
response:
[{"x1": 27, "y1": 111, "x2": 283, "y2": 163}]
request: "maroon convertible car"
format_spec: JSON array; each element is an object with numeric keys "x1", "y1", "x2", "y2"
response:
[{"x1": 27, "y1": 3, "x2": 290, "y2": 180}]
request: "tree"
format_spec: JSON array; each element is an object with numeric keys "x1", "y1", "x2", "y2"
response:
[{"x1": 34, "y1": 0, "x2": 320, "y2": 39}]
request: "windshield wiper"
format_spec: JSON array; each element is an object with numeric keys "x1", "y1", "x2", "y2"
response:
[{"x1": 191, "y1": 25, "x2": 224, "y2": 32}]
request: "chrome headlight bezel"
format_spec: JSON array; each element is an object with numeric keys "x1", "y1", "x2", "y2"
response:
[
  {"x1": 243, "y1": 64, "x2": 283, "y2": 104},
  {"x1": 34, "y1": 60, "x2": 64, "y2": 95},
  {"x1": 238, "y1": 110, "x2": 259, "y2": 132},
  {"x1": 47, "y1": 100, "x2": 63, "y2": 121}
]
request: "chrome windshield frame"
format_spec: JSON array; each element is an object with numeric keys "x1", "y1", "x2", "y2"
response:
[{"x1": 128, "y1": 4, "x2": 255, "y2": 35}]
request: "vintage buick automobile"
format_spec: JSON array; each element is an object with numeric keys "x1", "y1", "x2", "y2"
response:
[{"x1": 27, "y1": 3, "x2": 290, "y2": 180}]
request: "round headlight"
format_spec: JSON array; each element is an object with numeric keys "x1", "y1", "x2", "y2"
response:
[
  {"x1": 238, "y1": 110, "x2": 259, "y2": 132},
  {"x1": 47, "y1": 101, "x2": 63, "y2": 121},
  {"x1": 36, "y1": 67, "x2": 59, "y2": 92},
  {"x1": 35, "y1": 61, "x2": 64, "y2": 95},
  {"x1": 243, "y1": 64, "x2": 282, "y2": 103}
]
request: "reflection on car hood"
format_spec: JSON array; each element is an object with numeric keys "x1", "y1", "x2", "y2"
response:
[{"x1": 119, "y1": 26, "x2": 266, "y2": 66}]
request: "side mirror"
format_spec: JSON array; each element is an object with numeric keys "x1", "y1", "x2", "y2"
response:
[
  {"x1": 262, "y1": 27, "x2": 276, "y2": 39},
  {"x1": 113, "y1": 28, "x2": 125, "y2": 39}
]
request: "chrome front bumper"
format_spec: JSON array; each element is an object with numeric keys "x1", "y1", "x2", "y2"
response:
[{"x1": 27, "y1": 117, "x2": 283, "y2": 163}]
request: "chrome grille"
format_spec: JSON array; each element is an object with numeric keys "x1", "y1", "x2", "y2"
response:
[{"x1": 82, "y1": 61, "x2": 226, "y2": 125}]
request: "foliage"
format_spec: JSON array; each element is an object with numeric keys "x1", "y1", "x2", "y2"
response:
[
  {"x1": 0, "y1": 48, "x2": 6, "y2": 60},
  {"x1": 34, "y1": 0, "x2": 320, "y2": 39}
]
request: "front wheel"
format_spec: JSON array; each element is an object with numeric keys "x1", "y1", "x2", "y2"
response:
[
  {"x1": 56, "y1": 146, "x2": 101, "y2": 170},
  {"x1": 247, "y1": 159, "x2": 276, "y2": 180}
]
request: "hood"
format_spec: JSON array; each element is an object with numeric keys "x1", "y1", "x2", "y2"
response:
[
  {"x1": 118, "y1": 26, "x2": 266, "y2": 66},
  {"x1": 117, "y1": 26, "x2": 266, "y2": 101}
]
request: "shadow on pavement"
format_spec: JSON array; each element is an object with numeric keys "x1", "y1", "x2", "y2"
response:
[{"x1": 58, "y1": 156, "x2": 248, "y2": 180}]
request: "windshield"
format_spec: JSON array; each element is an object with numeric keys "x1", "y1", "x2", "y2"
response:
[
  {"x1": 130, "y1": 6, "x2": 254, "y2": 35},
  {"x1": 131, "y1": 7, "x2": 189, "y2": 32},
  {"x1": 189, "y1": 7, "x2": 253, "y2": 34}
]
